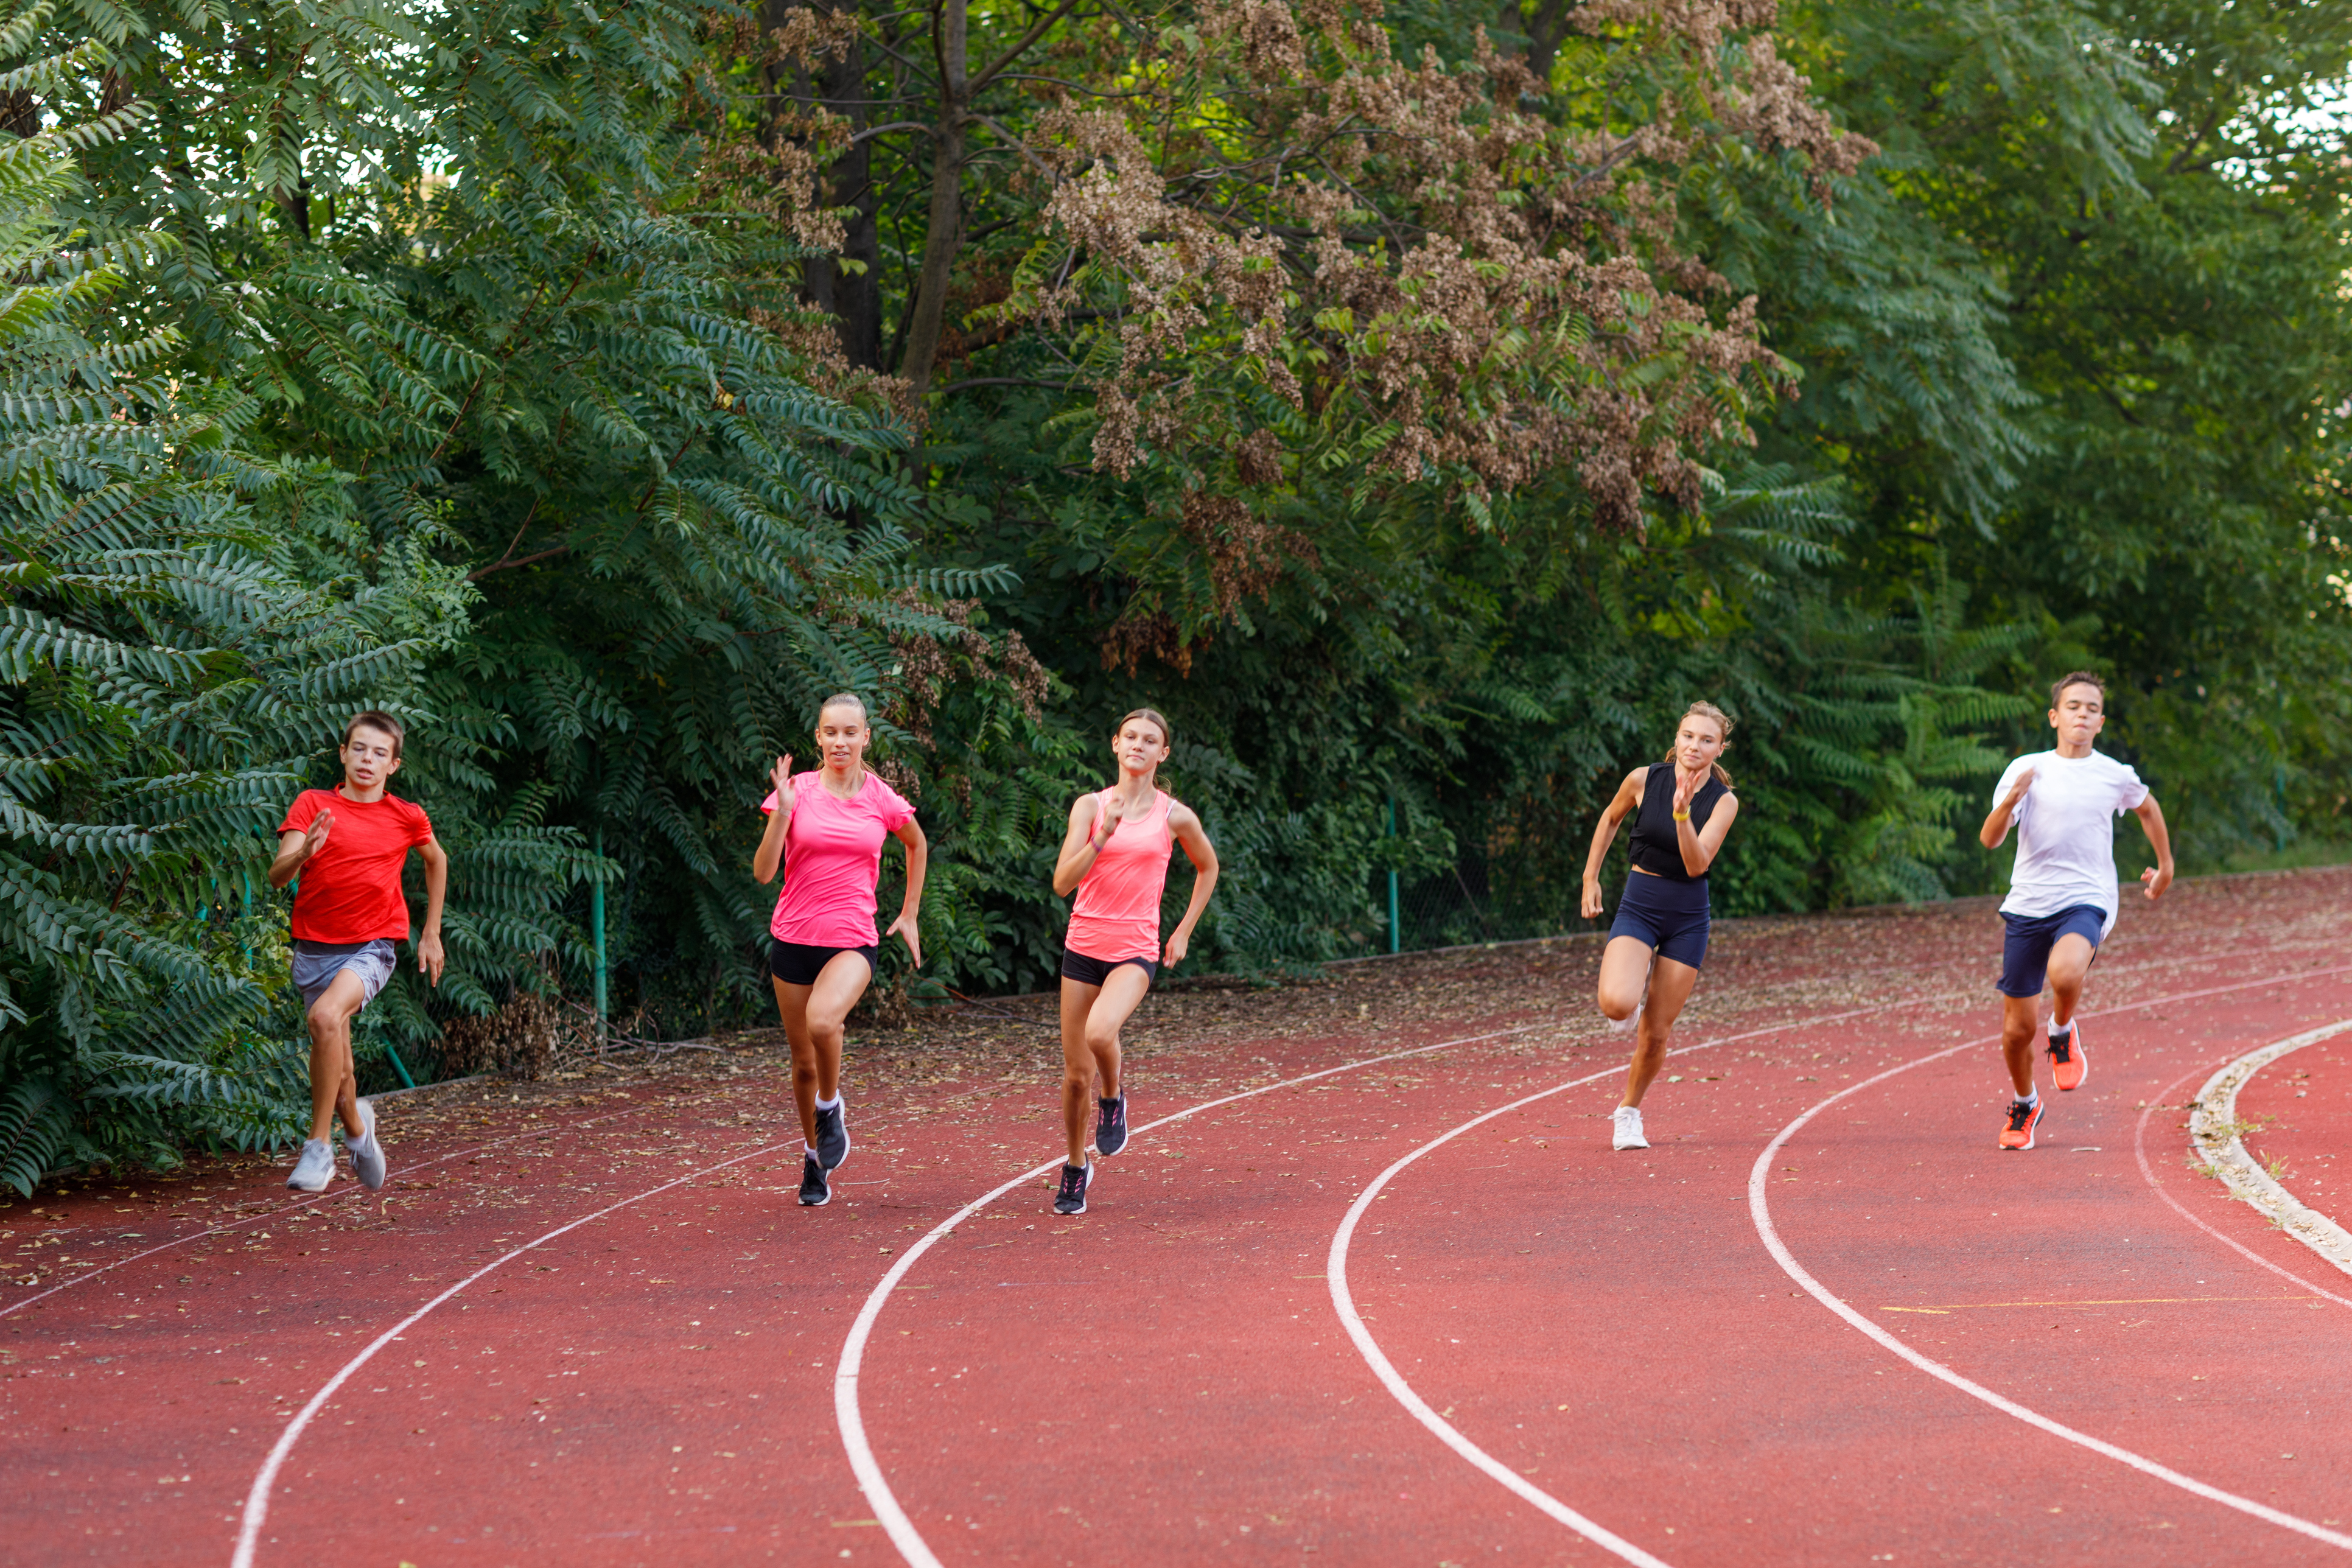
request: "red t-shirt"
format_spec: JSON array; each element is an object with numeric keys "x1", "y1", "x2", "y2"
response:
[{"x1": 278, "y1": 788, "x2": 434, "y2": 943}]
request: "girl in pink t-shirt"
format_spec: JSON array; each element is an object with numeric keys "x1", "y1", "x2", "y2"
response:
[
  {"x1": 751, "y1": 694, "x2": 928, "y2": 1207},
  {"x1": 1045, "y1": 707, "x2": 1220, "y2": 1214}
]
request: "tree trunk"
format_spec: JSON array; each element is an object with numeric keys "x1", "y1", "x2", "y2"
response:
[
  {"x1": 897, "y1": 0, "x2": 968, "y2": 397},
  {"x1": 769, "y1": 0, "x2": 883, "y2": 368}
]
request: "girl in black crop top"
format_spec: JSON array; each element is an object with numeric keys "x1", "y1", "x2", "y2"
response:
[{"x1": 1578, "y1": 702, "x2": 1743, "y2": 1150}]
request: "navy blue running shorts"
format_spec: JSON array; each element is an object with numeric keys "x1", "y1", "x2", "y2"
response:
[
  {"x1": 1996, "y1": 905, "x2": 2107, "y2": 998},
  {"x1": 1607, "y1": 870, "x2": 1711, "y2": 970}
]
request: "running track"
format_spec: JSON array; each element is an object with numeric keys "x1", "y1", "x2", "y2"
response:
[{"x1": 6, "y1": 869, "x2": 2352, "y2": 1565}]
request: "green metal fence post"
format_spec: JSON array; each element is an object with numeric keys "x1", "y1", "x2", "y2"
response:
[
  {"x1": 1386, "y1": 796, "x2": 1401, "y2": 955},
  {"x1": 592, "y1": 826, "x2": 609, "y2": 1046}
]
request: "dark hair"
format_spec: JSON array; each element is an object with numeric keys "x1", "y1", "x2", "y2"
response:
[
  {"x1": 816, "y1": 691, "x2": 868, "y2": 724},
  {"x1": 1659, "y1": 699, "x2": 1735, "y2": 788},
  {"x1": 342, "y1": 710, "x2": 405, "y2": 759},
  {"x1": 2048, "y1": 670, "x2": 2107, "y2": 707},
  {"x1": 1116, "y1": 707, "x2": 1173, "y2": 746}
]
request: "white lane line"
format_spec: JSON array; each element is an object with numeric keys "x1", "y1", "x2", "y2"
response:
[
  {"x1": 2186, "y1": 1023, "x2": 2352, "y2": 1275},
  {"x1": 1750, "y1": 979, "x2": 2352, "y2": 1554},
  {"x1": 229, "y1": 1134, "x2": 801, "y2": 1568},
  {"x1": 2133, "y1": 1069, "x2": 2352, "y2": 1311},
  {"x1": 1315, "y1": 997, "x2": 1979, "y2": 1565},
  {"x1": 4, "y1": 1094, "x2": 691, "y2": 1320},
  {"x1": 1327, "y1": 1063, "x2": 1672, "y2": 1567},
  {"x1": 838, "y1": 992, "x2": 2020, "y2": 1568},
  {"x1": 834, "y1": 1023, "x2": 1557, "y2": 1568}
]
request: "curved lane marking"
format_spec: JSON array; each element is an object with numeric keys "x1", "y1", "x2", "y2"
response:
[
  {"x1": 5, "y1": 1093, "x2": 713, "y2": 1320},
  {"x1": 1750, "y1": 987, "x2": 2352, "y2": 1554},
  {"x1": 841, "y1": 993, "x2": 1998, "y2": 1568},
  {"x1": 1314, "y1": 997, "x2": 2026, "y2": 1566},
  {"x1": 229, "y1": 1133, "x2": 802, "y2": 1568},
  {"x1": 2134, "y1": 1065, "x2": 2352, "y2": 1311},
  {"x1": 2186, "y1": 1023, "x2": 2352, "y2": 1275},
  {"x1": 1327, "y1": 1061, "x2": 1671, "y2": 1567},
  {"x1": 835, "y1": 1023, "x2": 1561, "y2": 1568}
]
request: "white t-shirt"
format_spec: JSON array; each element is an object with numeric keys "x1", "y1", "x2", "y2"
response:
[{"x1": 1992, "y1": 749, "x2": 2149, "y2": 927}]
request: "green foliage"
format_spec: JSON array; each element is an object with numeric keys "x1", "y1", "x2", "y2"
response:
[{"x1": 0, "y1": 63, "x2": 472, "y2": 1191}]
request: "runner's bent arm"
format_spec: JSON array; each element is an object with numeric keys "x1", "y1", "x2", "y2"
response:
[
  {"x1": 751, "y1": 754, "x2": 796, "y2": 883},
  {"x1": 1580, "y1": 768, "x2": 1647, "y2": 920},
  {"x1": 415, "y1": 835, "x2": 448, "y2": 985},
  {"x1": 1674, "y1": 789, "x2": 1738, "y2": 876},
  {"x1": 1163, "y1": 806, "x2": 1220, "y2": 967},
  {"x1": 1978, "y1": 767, "x2": 2035, "y2": 849},
  {"x1": 886, "y1": 817, "x2": 928, "y2": 967},
  {"x1": 2133, "y1": 793, "x2": 2175, "y2": 900},
  {"x1": 267, "y1": 814, "x2": 330, "y2": 889},
  {"x1": 1051, "y1": 793, "x2": 1114, "y2": 897}
]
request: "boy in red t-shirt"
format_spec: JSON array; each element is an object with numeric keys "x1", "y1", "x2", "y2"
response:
[{"x1": 268, "y1": 712, "x2": 448, "y2": 1192}]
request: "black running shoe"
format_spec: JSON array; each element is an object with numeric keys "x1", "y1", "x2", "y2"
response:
[
  {"x1": 1095, "y1": 1094, "x2": 1128, "y2": 1157},
  {"x1": 797, "y1": 1153, "x2": 831, "y2": 1206},
  {"x1": 1052, "y1": 1161, "x2": 1091, "y2": 1215},
  {"x1": 814, "y1": 1101, "x2": 849, "y2": 1170}
]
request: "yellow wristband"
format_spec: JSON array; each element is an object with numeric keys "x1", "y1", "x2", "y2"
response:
[{"x1": 1672, "y1": 809, "x2": 1691, "y2": 822}]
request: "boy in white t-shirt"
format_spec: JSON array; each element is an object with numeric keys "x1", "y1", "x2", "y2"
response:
[{"x1": 1976, "y1": 671, "x2": 2174, "y2": 1150}]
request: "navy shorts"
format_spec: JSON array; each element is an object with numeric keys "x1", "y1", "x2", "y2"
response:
[
  {"x1": 769, "y1": 940, "x2": 877, "y2": 987},
  {"x1": 1996, "y1": 905, "x2": 2107, "y2": 998},
  {"x1": 1060, "y1": 948, "x2": 1158, "y2": 988},
  {"x1": 1607, "y1": 870, "x2": 1711, "y2": 970}
]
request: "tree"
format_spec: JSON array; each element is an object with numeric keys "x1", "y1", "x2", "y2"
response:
[{"x1": 0, "y1": 26, "x2": 479, "y2": 1190}]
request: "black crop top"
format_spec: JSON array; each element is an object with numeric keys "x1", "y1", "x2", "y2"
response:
[{"x1": 1627, "y1": 765, "x2": 1729, "y2": 883}]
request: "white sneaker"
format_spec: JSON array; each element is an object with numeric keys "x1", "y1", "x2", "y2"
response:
[
  {"x1": 1611, "y1": 1105, "x2": 1648, "y2": 1150},
  {"x1": 287, "y1": 1138, "x2": 335, "y2": 1192},
  {"x1": 346, "y1": 1099, "x2": 388, "y2": 1192}
]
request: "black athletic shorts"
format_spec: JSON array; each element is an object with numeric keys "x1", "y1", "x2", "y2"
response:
[
  {"x1": 1060, "y1": 947, "x2": 1159, "y2": 988},
  {"x1": 769, "y1": 939, "x2": 878, "y2": 987}
]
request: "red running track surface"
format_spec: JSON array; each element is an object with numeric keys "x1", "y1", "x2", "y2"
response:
[{"x1": 4, "y1": 868, "x2": 2351, "y2": 1566}]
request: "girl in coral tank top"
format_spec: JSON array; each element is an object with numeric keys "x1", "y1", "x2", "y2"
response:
[{"x1": 1046, "y1": 708, "x2": 1220, "y2": 1214}]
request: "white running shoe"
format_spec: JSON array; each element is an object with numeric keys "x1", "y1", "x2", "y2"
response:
[
  {"x1": 346, "y1": 1099, "x2": 388, "y2": 1192},
  {"x1": 287, "y1": 1138, "x2": 335, "y2": 1192},
  {"x1": 1611, "y1": 1105, "x2": 1648, "y2": 1151}
]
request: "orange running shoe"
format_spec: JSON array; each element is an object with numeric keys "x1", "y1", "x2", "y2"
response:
[
  {"x1": 1999, "y1": 1097, "x2": 2045, "y2": 1150},
  {"x1": 2047, "y1": 1021, "x2": 2087, "y2": 1091}
]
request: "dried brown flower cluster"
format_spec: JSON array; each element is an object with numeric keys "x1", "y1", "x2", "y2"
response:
[
  {"x1": 719, "y1": 0, "x2": 1872, "y2": 671},
  {"x1": 882, "y1": 592, "x2": 1051, "y2": 749},
  {"x1": 1010, "y1": 0, "x2": 1872, "y2": 534}
]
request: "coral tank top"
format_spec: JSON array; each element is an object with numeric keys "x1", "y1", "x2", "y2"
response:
[{"x1": 1065, "y1": 788, "x2": 1175, "y2": 961}]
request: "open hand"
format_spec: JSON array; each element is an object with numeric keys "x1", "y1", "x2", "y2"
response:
[
  {"x1": 301, "y1": 808, "x2": 334, "y2": 860},
  {"x1": 887, "y1": 911, "x2": 922, "y2": 968},
  {"x1": 2140, "y1": 864, "x2": 2172, "y2": 901},
  {"x1": 1673, "y1": 765, "x2": 1706, "y2": 814},
  {"x1": 416, "y1": 929, "x2": 446, "y2": 986},
  {"x1": 770, "y1": 754, "x2": 794, "y2": 797},
  {"x1": 2004, "y1": 768, "x2": 2037, "y2": 807}
]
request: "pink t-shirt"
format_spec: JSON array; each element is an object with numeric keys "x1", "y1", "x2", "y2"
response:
[
  {"x1": 1066, "y1": 789, "x2": 1175, "y2": 961},
  {"x1": 761, "y1": 770, "x2": 915, "y2": 946}
]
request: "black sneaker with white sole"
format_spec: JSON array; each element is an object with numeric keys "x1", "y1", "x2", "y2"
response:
[
  {"x1": 814, "y1": 1101, "x2": 849, "y2": 1170},
  {"x1": 797, "y1": 1153, "x2": 831, "y2": 1206},
  {"x1": 1052, "y1": 1161, "x2": 1092, "y2": 1215},
  {"x1": 1095, "y1": 1094, "x2": 1128, "y2": 1157}
]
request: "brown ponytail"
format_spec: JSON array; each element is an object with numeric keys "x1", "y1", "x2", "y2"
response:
[{"x1": 1660, "y1": 699, "x2": 1735, "y2": 788}]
